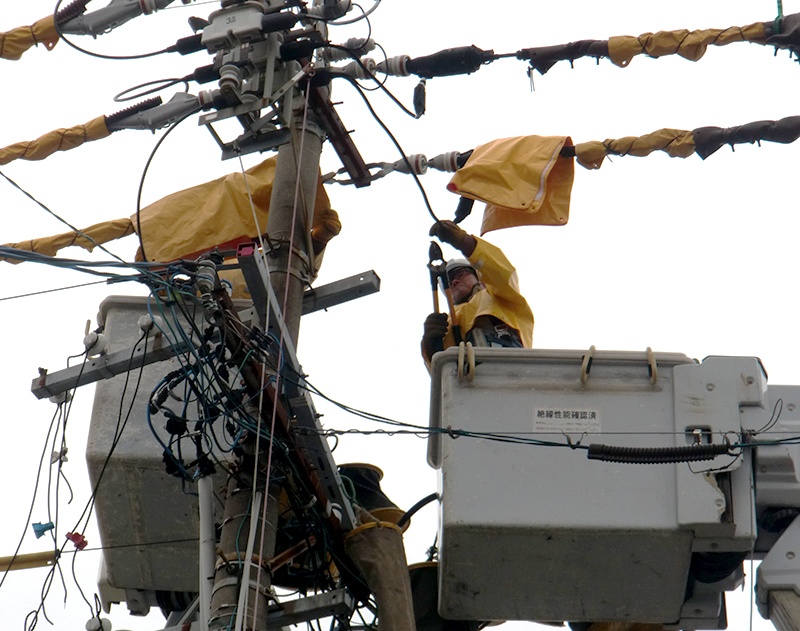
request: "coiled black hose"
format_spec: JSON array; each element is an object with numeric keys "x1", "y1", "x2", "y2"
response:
[{"x1": 587, "y1": 443, "x2": 731, "y2": 464}]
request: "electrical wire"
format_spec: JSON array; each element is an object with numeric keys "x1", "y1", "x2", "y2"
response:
[
  {"x1": 328, "y1": 0, "x2": 382, "y2": 25},
  {"x1": 337, "y1": 75, "x2": 439, "y2": 221},
  {"x1": 0, "y1": 405, "x2": 62, "y2": 592},
  {"x1": 135, "y1": 105, "x2": 204, "y2": 262},
  {"x1": 324, "y1": 45, "x2": 416, "y2": 115},
  {"x1": 0, "y1": 174, "x2": 133, "y2": 270},
  {"x1": 0, "y1": 279, "x2": 111, "y2": 302},
  {"x1": 114, "y1": 77, "x2": 189, "y2": 102}
]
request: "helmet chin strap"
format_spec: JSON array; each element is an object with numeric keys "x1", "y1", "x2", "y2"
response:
[{"x1": 455, "y1": 282, "x2": 485, "y2": 305}]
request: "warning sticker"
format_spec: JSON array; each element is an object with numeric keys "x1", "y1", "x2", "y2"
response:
[{"x1": 533, "y1": 408, "x2": 601, "y2": 433}]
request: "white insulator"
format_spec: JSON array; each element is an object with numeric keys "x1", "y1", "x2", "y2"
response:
[
  {"x1": 306, "y1": 0, "x2": 349, "y2": 19},
  {"x1": 219, "y1": 64, "x2": 243, "y2": 92},
  {"x1": 137, "y1": 314, "x2": 164, "y2": 333},
  {"x1": 83, "y1": 332, "x2": 108, "y2": 358},
  {"x1": 327, "y1": 38, "x2": 376, "y2": 62},
  {"x1": 393, "y1": 154, "x2": 428, "y2": 175},
  {"x1": 429, "y1": 151, "x2": 460, "y2": 173},
  {"x1": 85, "y1": 616, "x2": 112, "y2": 631},
  {"x1": 376, "y1": 55, "x2": 410, "y2": 77},
  {"x1": 342, "y1": 57, "x2": 377, "y2": 79},
  {"x1": 195, "y1": 261, "x2": 218, "y2": 294},
  {"x1": 49, "y1": 391, "x2": 72, "y2": 405},
  {"x1": 198, "y1": 89, "x2": 217, "y2": 108},
  {"x1": 220, "y1": 278, "x2": 234, "y2": 297}
]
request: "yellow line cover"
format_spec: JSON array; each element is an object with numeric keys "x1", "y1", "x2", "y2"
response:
[
  {"x1": 0, "y1": 116, "x2": 110, "y2": 166},
  {"x1": 1, "y1": 218, "x2": 134, "y2": 264},
  {"x1": 608, "y1": 22, "x2": 766, "y2": 67},
  {"x1": 0, "y1": 15, "x2": 59, "y2": 61}
]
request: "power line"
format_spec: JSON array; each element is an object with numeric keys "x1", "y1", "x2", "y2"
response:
[{"x1": 0, "y1": 280, "x2": 109, "y2": 303}]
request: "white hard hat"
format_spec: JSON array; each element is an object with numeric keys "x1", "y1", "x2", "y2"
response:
[{"x1": 445, "y1": 258, "x2": 476, "y2": 279}]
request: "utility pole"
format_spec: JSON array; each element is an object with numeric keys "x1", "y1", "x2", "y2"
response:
[
  {"x1": 208, "y1": 63, "x2": 325, "y2": 627},
  {"x1": 265, "y1": 108, "x2": 325, "y2": 350}
]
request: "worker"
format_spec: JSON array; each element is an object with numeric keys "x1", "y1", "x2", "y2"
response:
[{"x1": 421, "y1": 220, "x2": 534, "y2": 364}]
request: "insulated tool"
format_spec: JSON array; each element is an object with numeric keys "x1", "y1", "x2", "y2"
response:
[
  {"x1": 428, "y1": 242, "x2": 462, "y2": 345},
  {"x1": 428, "y1": 241, "x2": 442, "y2": 313}
]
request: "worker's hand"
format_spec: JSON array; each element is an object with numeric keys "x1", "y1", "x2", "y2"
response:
[
  {"x1": 422, "y1": 312, "x2": 449, "y2": 356},
  {"x1": 429, "y1": 220, "x2": 477, "y2": 256}
]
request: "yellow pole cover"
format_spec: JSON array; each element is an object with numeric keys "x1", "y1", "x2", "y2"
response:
[
  {"x1": 0, "y1": 115, "x2": 110, "y2": 166},
  {"x1": 608, "y1": 22, "x2": 766, "y2": 67},
  {"x1": 1, "y1": 218, "x2": 135, "y2": 264},
  {"x1": 0, "y1": 15, "x2": 59, "y2": 61}
]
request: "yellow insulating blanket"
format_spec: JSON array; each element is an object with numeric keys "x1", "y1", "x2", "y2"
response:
[
  {"x1": 447, "y1": 135, "x2": 574, "y2": 235},
  {"x1": 133, "y1": 156, "x2": 338, "y2": 263}
]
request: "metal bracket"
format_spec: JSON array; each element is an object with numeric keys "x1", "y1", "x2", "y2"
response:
[
  {"x1": 236, "y1": 243, "x2": 358, "y2": 530},
  {"x1": 30, "y1": 332, "x2": 194, "y2": 400},
  {"x1": 757, "y1": 515, "x2": 800, "y2": 619},
  {"x1": 267, "y1": 589, "x2": 355, "y2": 627}
]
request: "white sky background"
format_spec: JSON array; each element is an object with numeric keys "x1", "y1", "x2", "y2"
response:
[{"x1": 0, "y1": 0, "x2": 798, "y2": 629}]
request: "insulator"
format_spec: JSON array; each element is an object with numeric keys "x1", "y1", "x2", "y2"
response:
[
  {"x1": 326, "y1": 37, "x2": 376, "y2": 61},
  {"x1": 141, "y1": 0, "x2": 158, "y2": 15},
  {"x1": 428, "y1": 151, "x2": 460, "y2": 173},
  {"x1": 393, "y1": 154, "x2": 428, "y2": 175},
  {"x1": 219, "y1": 64, "x2": 243, "y2": 93},
  {"x1": 341, "y1": 57, "x2": 377, "y2": 79},
  {"x1": 195, "y1": 261, "x2": 217, "y2": 294},
  {"x1": 376, "y1": 55, "x2": 410, "y2": 76},
  {"x1": 83, "y1": 332, "x2": 108, "y2": 358}
]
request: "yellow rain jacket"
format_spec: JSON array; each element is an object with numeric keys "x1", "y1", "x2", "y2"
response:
[{"x1": 441, "y1": 237, "x2": 534, "y2": 351}]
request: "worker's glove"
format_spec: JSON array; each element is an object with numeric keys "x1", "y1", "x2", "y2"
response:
[
  {"x1": 422, "y1": 312, "x2": 449, "y2": 355},
  {"x1": 429, "y1": 220, "x2": 476, "y2": 255}
]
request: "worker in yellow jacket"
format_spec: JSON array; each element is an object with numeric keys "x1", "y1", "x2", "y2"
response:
[{"x1": 422, "y1": 220, "x2": 533, "y2": 364}]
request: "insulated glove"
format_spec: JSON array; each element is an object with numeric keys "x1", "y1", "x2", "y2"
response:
[
  {"x1": 422, "y1": 312, "x2": 449, "y2": 356},
  {"x1": 429, "y1": 220, "x2": 477, "y2": 255}
]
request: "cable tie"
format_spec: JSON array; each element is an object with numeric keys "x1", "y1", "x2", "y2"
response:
[{"x1": 446, "y1": 424, "x2": 459, "y2": 439}]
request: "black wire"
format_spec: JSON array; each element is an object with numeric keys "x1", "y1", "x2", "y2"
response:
[
  {"x1": 756, "y1": 398, "x2": 784, "y2": 434},
  {"x1": 0, "y1": 406, "x2": 62, "y2": 592},
  {"x1": 0, "y1": 279, "x2": 110, "y2": 303},
  {"x1": 325, "y1": 44, "x2": 415, "y2": 114},
  {"x1": 136, "y1": 105, "x2": 204, "y2": 262},
  {"x1": 114, "y1": 77, "x2": 189, "y2": 102},
  {"x1": 338, "y1": 75, "x2": 439, "y2": 221},
  {"x1": 75, "y1": 330, "x2": 150, "y2": 535},
  {"x1": 0, "y1": 172, "x2": 133, "y2": 269},
  {"x1": 53, "y1": 0, "x2": 173, "y2": 60},
  {"x1": 71, "y1": 550, "x2": 94, "y2": 617},
  {"x1": 397, "y1": 492, "x2": 439, "y2": 529}
]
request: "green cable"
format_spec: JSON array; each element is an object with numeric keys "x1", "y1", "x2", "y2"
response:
[{"x1": 775, "y1": 0, "x2": 784, "y2": 38}]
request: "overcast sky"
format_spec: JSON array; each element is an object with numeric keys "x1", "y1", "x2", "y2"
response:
[{"x1": 1, "y1": 1, "x2": 798, "y2": 629}]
